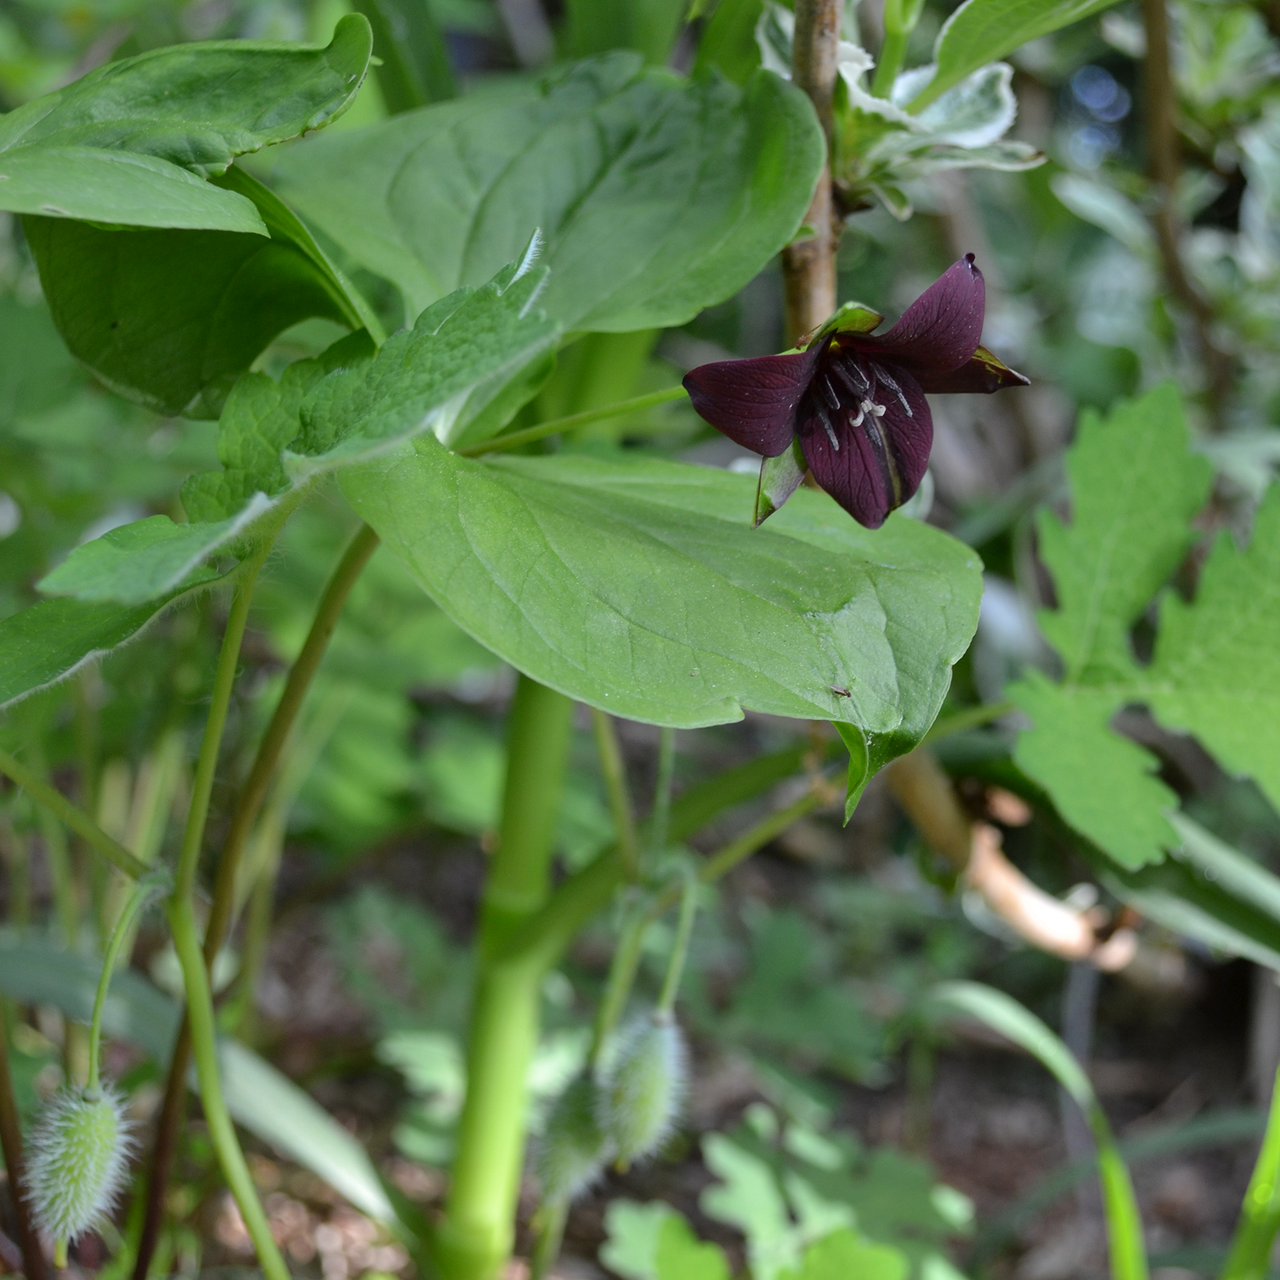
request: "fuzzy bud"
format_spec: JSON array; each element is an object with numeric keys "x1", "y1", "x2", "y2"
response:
[
  {"x1": 26, "y1": 1084, "x2": 134, "y2": 1257},
  {"x1": 536, "y1": 1075, "x2": 611, "y2": 1204},
  {"x1": 597, "y1": 1013, "x2": 687, "y2": 1165}
]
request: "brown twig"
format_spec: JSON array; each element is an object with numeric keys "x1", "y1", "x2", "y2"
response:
[
  {"x1": 1140, "y1": 0, "x2": 1232, "y2": 423},
  {"x1": 0, "y1": 1004, "x2": 47, "y2": 1280},
  {"x1": 782, "y1": 0, "x2": 845, "y2": 345}
]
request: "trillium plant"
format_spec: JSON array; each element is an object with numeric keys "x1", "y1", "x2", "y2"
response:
[{"x1": 1, "y1": 3, "x2": 1279, "y2": 1280}]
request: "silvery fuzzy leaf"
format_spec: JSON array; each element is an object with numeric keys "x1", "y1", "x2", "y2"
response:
[
  {"x1": 894, "y1": 62, "x2": 1020, "y2": 147},
  {"x1": 870, "y1": 136, "x2": 1043, "y2": 177}
]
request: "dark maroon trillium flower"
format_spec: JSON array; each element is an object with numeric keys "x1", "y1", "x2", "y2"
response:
[{"x1": 682, "y1": 255, "x2": 1029, "y2": 529}]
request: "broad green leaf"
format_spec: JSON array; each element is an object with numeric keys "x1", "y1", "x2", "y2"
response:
[
  {"x1": 273, "y1": 52, "x2": 824, "y2": 330},
  {"x1": 781, "y1": 1229, "x2": 908, "y2": 1280},
  {"x1": 0, "y1": 16, "x2": 371, "y2": 178},
  {"x1": 341, "y1": 446, "x2": 982, "y2": 730},
  {"x1": 1144, "y1": 487, "x2": 1280, "y2": 812},
  {"x1": 909, "y1": 0, "x2": 1126, "y2": 110},
  {"x1": 1035, "y1": 383, "x2": 1211, "y2": 684},
  {"x1": 27, "y1": 167, "x2": 372, "y2": 418},
  {"x1": 0, "y1": 148, "x2": 265, "y2": 233},
  {"x1": 37, "y1": 507, "x2": 269, "y2": 605},
  {"x1": 0, "y1": 586, "x2": 224, "y2": 711},
  {"x1": 1010, "y1": 671, "x2": 1178, "y2": 869},
  {"x1": 693, "y1": 0, "x2": 765, "y2": 84},
  {"x1": 655, "y1": 1215, "x2": 732, "y2": 1280},
  {"x1": 182, "y1": 330, "x2": 377, "y2": 522},
  {"x1": 289, "y1": 248, "x2": 558, "y2": 467},
  {"x1": 0, "y1": 933, "x2": 397, "y2": 1227}
]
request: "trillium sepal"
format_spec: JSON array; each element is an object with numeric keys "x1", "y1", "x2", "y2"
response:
[{"x1": 683, "y1": 255, "x2": 1028, "y2": 529}]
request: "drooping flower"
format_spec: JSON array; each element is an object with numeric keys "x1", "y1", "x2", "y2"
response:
[{"x1": 682, "y1": 255, "x2": 1028, "y2": 528}]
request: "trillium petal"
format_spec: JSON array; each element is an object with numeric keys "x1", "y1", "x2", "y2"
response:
[
  {"x1": 798, "y1": 367, "x2": 933, "y2": 529},
  {"x1": 683, "y1": 349, "x2": 818, "y2": 457},
  {"x1": 913, "y1": 344, "x2": 1030, "y2": 394},
  {"x1": 852, "y1": 254, "x2": 986, "y2": 376}
]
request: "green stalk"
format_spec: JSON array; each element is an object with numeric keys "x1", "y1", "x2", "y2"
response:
[
  {"x1": 591, "y1": 708, "x2": 639, "y2": 882},
  {"x1": 870, "y1": 31, "x2": 908, "y2": 96},
  {"x1": 530, "y1": 1200, "x2": 569, "y2": 1280},
  {"x1": 438, "y1": 676, "x2": 573, "y2": 1280},
  {"x1": 657, "y1": 874, "x2": 698, "y2": 1014},
  {"x1": 458, "y1": 387, "x2": 688, "y2": 457},
  {"x1": 174, "y1": 543, "x2": 270, "y2": 904},
  {"x1": 649, "y1": 727, "x2": 676, "y2": 861},
  {"x1": 922, "y1": 700, "x2": 1014, "y2": 744},
  {"x1": 1220, "y1": 1062, "x2": 1280, "y2": 1280},
  {"x1": 87, "y1": 874, "x2": 166, "y2": 1092},
  {"x1": 0, "y1": 748, "x2": 146, "y2": 882},
  {"x1": 167, "y1": 895, "x2": 289, "y2": 1280},
  {"x1": 589, "y1": 907, "x2": 650, "y2": 1069}
]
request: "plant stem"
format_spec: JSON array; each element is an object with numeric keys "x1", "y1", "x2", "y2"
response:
[
  {"x1": 0, "y1": 1002, "x2": 47, "y2": 1280},
  {"x1": 174, "y1": 544, "x2": 270, "y2": 904},
  {"x1": 1221, "y1": 1061, "x2": 1280, "y2": 1280},
  {"x1": 782, "y1": 0, "x2": 845, "y2": 344},
  {"x1": 870, "y1": 31, "x2": 908, "y2": 96},
  {"x1": 133, "y1": 527, "x2": 376, "y2": 1280},
  {"x1": 530, "y1": 1201, "x2": 568, "y2": 1280},
  {"x1": 88, "y1": 874, "x2": 164, "y2": 1092},
  {"x1": 922, "y1": 700, "x2": 1013, "y2": 744},
  {"x1": 649, "y1": 727, "x2": 676, "y2": 860},
  {"x1": 589, "y1": 907, "x2": 650, "y2": 1069},
  {"x1": 657, "y1": 874, "x2": 698, "y2": 1014},
  {"x1": 0, "y1": 749, "x2": 146, "y2": 882},
  {"x1": 697, "y1": 789, "x2": 825, "y2": 883},
  {"x1": 166, "y1": 896, "x2": 289, "y2": 1280},
  {"x1": 457, "y1": 386, "x2": 688, "y2": 457},
  {"x1": 591, "y1": 709, "x2": 639, "y2": 882},
  {"x1": 438, "y1": 676, "x2": 573, "y2": 1280}
]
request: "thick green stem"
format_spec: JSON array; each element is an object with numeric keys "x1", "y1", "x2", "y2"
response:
[
  {"x1": 439, "y1": 676, "x2": 573, "y2": 1280},
  {"x1": 1221, "y1": 1060, "x2": 1280, "y2": 1280},
  {"x1": 167, "y1": 897, "x2": 289, "y2": 1280}
]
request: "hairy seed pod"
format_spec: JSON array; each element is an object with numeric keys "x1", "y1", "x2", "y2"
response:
[
  {"x1": 26, "y1": 1084, "x2": 134, "y2": 1253},
  {"x1": 598, "y1": 1012, "x2": 687, "y2": 1165},
  {"x1": 536, "y1": 1075, "x2": 611, "y2": 1203}
]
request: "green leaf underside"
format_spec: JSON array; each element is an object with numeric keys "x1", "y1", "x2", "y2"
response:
[
  {"x1": 273, "y1": 52, "x2": 825, "y2": 330},
  {"x1": 342, "y1": 443, "x2": 982, "y2": 729},
  {"x1": 0, "y1": 148, "x2": 265, "y2": 232},
  {"x1": 0, "y1": 16, "x2": 371, "y2": 177},
  {"x1": 26, "y1": 168, "x2": 368, "y2": 418},
  {"x1": 0, "y1": 585, "x2": 222, "y2": 711},
  {"x1": 0, "y1": 934, "x2": 395, "y2": 1226},
  {"x1": 911, "y1": 0, "x2": 1126, "y2": 109},
  {"x1": 38, "y1": 509, "x2": 266, "y2": 605},
  {"x1": 1010, "y1": 383, "x2": 1280, "y2": 871}
]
